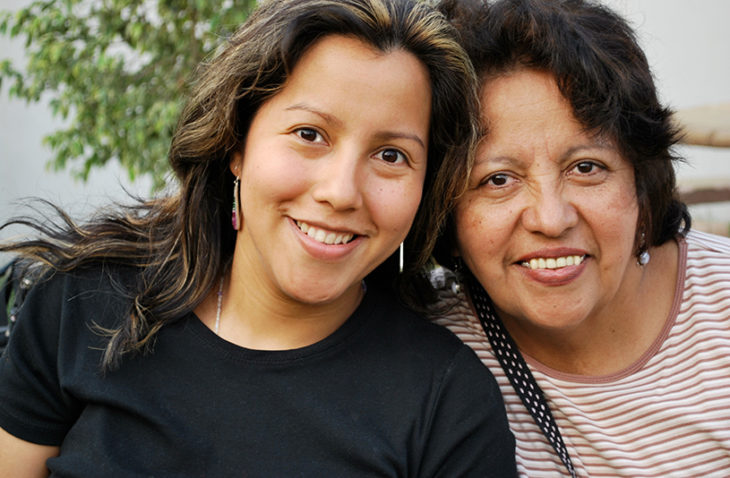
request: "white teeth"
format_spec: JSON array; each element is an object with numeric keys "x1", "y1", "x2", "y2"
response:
[
  {"x1": 296, "y1": 221, "x2": 354, "y2": 245},
  {"x1": 314, "y1": 229, "x2": 326, "y2": 242},
  {"x1": 522, "y1": 255, "x2": 584, "y2": 270}
]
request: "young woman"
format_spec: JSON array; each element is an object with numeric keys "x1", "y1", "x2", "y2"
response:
[{"x1": 0, "y1": 0, "x2": 516, "y2": 476}]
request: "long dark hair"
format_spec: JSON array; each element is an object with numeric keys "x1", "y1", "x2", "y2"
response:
[{"x1": 1, "y1": 0, "x2": 478, "y2": 369}]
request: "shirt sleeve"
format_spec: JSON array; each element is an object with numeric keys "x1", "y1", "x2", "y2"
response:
[
  {"x1": 0, "y1": 271, "x2": 83, "y2": 446},
  {"x1": 419, "y1": 344, "x2": 517, "y2": 477}
]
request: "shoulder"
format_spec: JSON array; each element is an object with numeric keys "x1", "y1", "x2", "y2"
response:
[
  {"x1": 364, "y1": 282, "x2": 467, "y2": 357},
  {"x1": 685, "y1": 229, "x2": 730, "y2": 255},
  {"x1": 28, "y1": 262, "x2": 136, "y2": 298},
  {"x1": 682, "y1": 230, "x2": 730, "y2": 279},
  {"x1": 680, "y1": 230, "x2": 730, "y2": 312},
  {"x1": 419, "y1": 267, "x2": 488, "y2": 353},
  {"x1": 17, "y1": 263, "x2": 138, "y2": 335},
  {"x1": 358, "y1": 283, "x2": 503, "y2": 402}
]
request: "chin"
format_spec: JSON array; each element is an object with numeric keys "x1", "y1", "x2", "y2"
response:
[
  {"x1": 521, "y1": 309, "x2": 589, "y2": 332},
  {"x1": 284, "y1": 282, "x2": 350, "y2": 305}
]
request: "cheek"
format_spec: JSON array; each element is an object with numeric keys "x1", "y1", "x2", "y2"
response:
[
  {"x1": 608, "y1": 204, "x2": 639, "y2": 254},
  {"x1": 242, "y1": 154, "x2": 308, "y2": 204},
  {"x1": 455, "y1": 198, "x2": 513, "y2": 255},
  {"x1": 578, "y1": 185, "x2": 639, "y2": 264},
  {"x1": 370, "y1": 178, "x2": 424, "y2": 233},
  {"x1": 589, "y1": 183, "x2": 639, "y2": 235}
]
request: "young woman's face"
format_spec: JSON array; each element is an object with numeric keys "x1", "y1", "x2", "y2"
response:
[
  {"x1": 456, "y1": 69, "x2": 640, "y2": 334},
  {"x1": 232, "y1": 34, "x2": 430, "y2": 305}
]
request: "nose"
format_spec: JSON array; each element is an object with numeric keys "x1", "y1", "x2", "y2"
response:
[
  {"x1": 521, "y1": 182, "x2": 578, "y2": 237},
  {"x1": 310, "y1": 151, "x2": 364, "y2": 210}
]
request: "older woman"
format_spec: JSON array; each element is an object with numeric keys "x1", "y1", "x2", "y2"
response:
[{"x1": 430, "y1": 0, "x2": 730, "y2": 476}]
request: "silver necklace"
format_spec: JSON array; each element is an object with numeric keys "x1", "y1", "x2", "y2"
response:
[{"x1": 214, "y1": 276, "x2": 224, "y2": 335}]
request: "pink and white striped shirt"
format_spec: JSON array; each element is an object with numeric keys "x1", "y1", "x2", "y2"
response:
[{"x1": 432, "y1": 230, "x2": 730, "y2": 477}]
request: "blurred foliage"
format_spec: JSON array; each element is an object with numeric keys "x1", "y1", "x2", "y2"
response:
[{"x1": 0, "y1": 0, "x2": 256, "y2": 191}]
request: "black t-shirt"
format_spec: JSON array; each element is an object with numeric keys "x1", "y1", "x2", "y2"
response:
[{"x1": 0, "y1": 266, "x2": 516, "y2": 477}]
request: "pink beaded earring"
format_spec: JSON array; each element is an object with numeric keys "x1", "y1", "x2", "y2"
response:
[{"x1": 232, "y1": 176, "x2": 241, "y2": 230}]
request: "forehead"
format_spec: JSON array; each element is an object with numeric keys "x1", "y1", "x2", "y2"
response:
[
  {"x1": 282, "y1": 34, "x2": 430, "y2": 96},
  {"x1": 481, "y1": 69, "x2": 571, "y2": 127},
  {"x1": 478, "y1": 69, "x2": 619, "y2": 153}
]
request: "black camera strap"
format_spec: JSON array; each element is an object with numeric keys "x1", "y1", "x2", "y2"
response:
[{"x1": 467, "y1": 272, "x2": 576, "y2": 478}]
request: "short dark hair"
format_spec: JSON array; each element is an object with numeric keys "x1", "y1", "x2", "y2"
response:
[{"x1": 439, "y1": 0, "x2": 690, "y2": 259}]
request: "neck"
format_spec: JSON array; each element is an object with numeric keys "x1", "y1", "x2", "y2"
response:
[
  {"x1": 499, "y1": 240, "x2": 680, "y2": 376},
  {"x1": 196, "y1": 257, "x2": 365, "y2": 351}
]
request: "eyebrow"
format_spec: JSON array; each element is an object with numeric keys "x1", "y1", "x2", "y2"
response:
[
  {"x1": 477, "y1": 155, "x2": 518, "y2": 168},
  {"x1": 373, "y1": 131, "x2": 427, "y2": 151},
  {"x1": 285, "y1": 103, "x2": 427, "y2": 151},
  {"x1": 477, "y1": 140, "x2": 616, "y2": 168},
  {"x1": 561, "y1": 141, "x2": 616, "y2": 160},
  {"x1": 286, "y1": 103, "x2": 343, "y2": 128}
]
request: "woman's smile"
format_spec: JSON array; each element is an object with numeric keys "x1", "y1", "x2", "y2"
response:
[
  {"x1": 290, "y1": 217, "x2": 364, "y2": 262},
  {"x1": 294, "y1": 219, "x2": 356, "y2": 246},
  {"x1": 229, "y1": 34, "x2": 430, "y2": 306},
  {"x1": 456, "y1": 68, "x2": 640, "y2": 332},
  {"x1": 516, "y1": 255, "x2": 587, "y2": 286},
  {"x1": 513, "y1": 248, "x2": 589, "y2": 285},
  {"x1": 520, "y1": 254, "x2": 585, "y2": 270}
]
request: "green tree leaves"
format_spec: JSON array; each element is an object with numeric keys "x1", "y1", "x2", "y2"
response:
[{"x1": 1, "y1": 0, "x2": 255, "y2": 190}]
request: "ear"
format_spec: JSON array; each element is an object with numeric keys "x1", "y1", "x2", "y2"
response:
[{"x1": 229, "y1": 151, "x2": 243, "y2": 176}]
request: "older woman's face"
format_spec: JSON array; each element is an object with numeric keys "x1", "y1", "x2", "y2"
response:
[{"x1": 456, "y1": 69, "x2": 639, "y2": 332}]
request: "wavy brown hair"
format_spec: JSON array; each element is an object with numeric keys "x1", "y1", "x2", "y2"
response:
[{"x1": 1, "y1": 0, "x2": 478, "y2": 369}]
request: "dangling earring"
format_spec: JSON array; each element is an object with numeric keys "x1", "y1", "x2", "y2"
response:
[
  {"x1": 450, "y1": 257, "x2": 464, "y2": 295},
  {"x1": 637, "y1": 231, "x2": 650, "y2": 266},
  {"x1": 399, "y1": 242, "x2": 404, "y2": 273},
  {"x1": 232, "y1": 176, "x2": 241, "y2": 231}
]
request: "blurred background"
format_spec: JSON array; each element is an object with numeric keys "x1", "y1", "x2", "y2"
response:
[
  {"x1": 1, "y1": 0, "x2": 729, "y2": 262},
  {"x1": 605, "y1": 0, "x2": 730, "y2": 236}
]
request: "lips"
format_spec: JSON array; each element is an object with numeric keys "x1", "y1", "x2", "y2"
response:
[
  {"x1": 295, "y1": 220, "x2": 355, "y2": 245},
  {"x1": 514, "y1": 250, "x2": 588, "y2": 286}
]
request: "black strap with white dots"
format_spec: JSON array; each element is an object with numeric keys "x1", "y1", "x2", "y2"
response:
[{"x1": 466, "y1": 272, "x2": 577, "y2": 478}]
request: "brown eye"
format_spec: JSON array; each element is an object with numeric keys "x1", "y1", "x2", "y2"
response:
[
  {"x1": 486, "y1": 173, "x2": 509, "y2": 186},
  {"x1": 376, "y1": 148, "x2": 406, "y2": 164},
  {"x1": 296, "y1": 128, "x2": 322, "y2": 143},
  {"x1": 576, "y1": 161, "x2": 596, "y2": 174}
]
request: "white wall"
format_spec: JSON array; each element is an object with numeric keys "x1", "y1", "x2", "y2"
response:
[
  {"x1": 604, "y1": 0, "x2": 730, "y2": 110},
  {"x1": 2, "y1": 0, "x2": 730, "y2": 250},
  {"x1": 604, "y1": 0, "x2": 730, "y2": 234},
  {"x1": 0, "y1": 0, "x2": 152, "y2": 261}
]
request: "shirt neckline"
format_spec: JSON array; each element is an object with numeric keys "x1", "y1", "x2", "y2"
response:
[{"x1": 185, "y1": 282, "x2": 377, "y2": 365}]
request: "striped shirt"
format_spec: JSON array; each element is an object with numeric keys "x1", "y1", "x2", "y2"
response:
[{"x1": 431, "y1": 230, "x2": 730, "y2": 477}]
